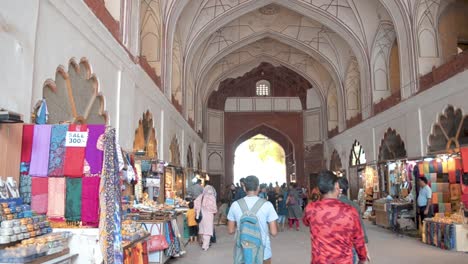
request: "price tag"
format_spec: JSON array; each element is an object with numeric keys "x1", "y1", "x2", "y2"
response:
[{"x1": 65, "y1": 131, "x2": 89, "y2": 147}]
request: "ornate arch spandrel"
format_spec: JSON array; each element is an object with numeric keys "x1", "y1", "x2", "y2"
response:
[
  {"x1": 34, "y1": 58, "x2": 108, "y2": 124},
  {"x1": 378, "y1": 128, "x2": 407, "y2": 161},
  {"x1": 170, "y1": 136, "x2": 181, "y2": 166},
  {"x1": 133, "y1": 110, "x2": 158, "y2": 158},
  {"x1": 428, "y1": 105, "x2": 468, "y2": 154},
  {"x1": 349, "y1": 140, "x2": 366, "y2": 167}
]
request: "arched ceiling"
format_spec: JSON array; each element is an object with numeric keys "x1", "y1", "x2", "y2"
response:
[{"x1": 164, "y1": 0, "x2": 420, "y2": 134}]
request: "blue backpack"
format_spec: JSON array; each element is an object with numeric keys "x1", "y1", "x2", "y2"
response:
[{"x1": 234, "y1": 198, "x2": 266, "y2": 264}]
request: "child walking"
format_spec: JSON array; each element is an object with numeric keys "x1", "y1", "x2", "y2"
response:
[
  {"x1": 186, "y1": 201, "x2": 198, "y2": 243},
  {"x1": 277, "y1": 195, "x2": 288, "y2": 232}
]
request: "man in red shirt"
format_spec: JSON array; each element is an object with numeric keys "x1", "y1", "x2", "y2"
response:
[{"x1": 303, "y1": 171, "x2": 368, "y2": 264}]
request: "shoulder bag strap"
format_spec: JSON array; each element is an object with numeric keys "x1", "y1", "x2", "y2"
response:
[
  {"x1": 250, "y1": 199, "x2": 266, "y2": 215},
  {"x1": 237, "y1": 198, "x2": 249, "y2": 213}
]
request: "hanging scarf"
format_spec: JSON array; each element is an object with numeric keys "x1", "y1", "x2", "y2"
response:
[
  {"x1": 29, "y1": 125, "x2": 52, "y2": 177},
  {"x1": 48, "y1": 124, "x2": 69, "y2": 176},
  {"x1": 31, "y1": 177, "x2": 48, "y2": 214},
  {"x1": 63, "y1": 124, "x2": 88, "y2": 177},
  {"x1": 35, "y1": 99, "x2": 48, "y2": 125},
  {"x1": 47, "y1": 177, "x2": 65, "y2": 220},
  {"x1": 20, "y1": 124, "x2": 34, "y2": 164},
  {"x1": 19, "y1": 175, "x2": 32, "y2": 204},
  {"x1": 65, "y1": 177, "x2": 82, "y2": 223},
  {"x1": 99, "y1": 128, "x2": 123, "y2": 264},
  {"x1": 84, "y1": 125, "x2": 106, "y2": 176},
  {"x1": 81, "y1": 176, "x2": 100, "y2": 227}
]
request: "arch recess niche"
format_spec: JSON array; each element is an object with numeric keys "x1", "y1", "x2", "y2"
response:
[
  {"x1": 428, "y1": 105, "x2": 468, "y2": 154},
  {"x1": 329, "y1": 149, "x2": 342, "y2": 172},
  {"x1": 378, "y1": 128, "x2": 407, "y2": 161},
  {"x1": 35, "y1": 58, "x2": 107, "y2": 124},
  {"x1": 170, "y1": 136, "x2": 181, "y2": 166},
  {"x1": 133, "y1": 110, "x2": 157, "y2": 158}
]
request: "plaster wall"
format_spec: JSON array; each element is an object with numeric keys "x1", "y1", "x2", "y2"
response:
[
  {"x1": 327, "y1": 70, "x2": 468, "y2": 173},
  {"x1": 0, "y1": 0, "x2": 203, "y2": 167}
]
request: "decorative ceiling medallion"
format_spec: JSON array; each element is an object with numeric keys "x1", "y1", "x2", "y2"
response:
[{"x1": 259, "y1": 4, "x2": 279, "y2": 15}]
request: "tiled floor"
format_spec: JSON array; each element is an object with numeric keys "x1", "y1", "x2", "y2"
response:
[{"x1": 168, "y1": 222, "x2": 467, "y2": 264}]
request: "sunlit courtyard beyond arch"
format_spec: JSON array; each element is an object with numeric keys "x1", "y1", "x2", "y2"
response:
[{"x1": 234, "y1": 134, "x2": 287, "y2": 185}]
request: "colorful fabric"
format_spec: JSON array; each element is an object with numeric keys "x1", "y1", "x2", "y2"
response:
[
  {"x1": 47, "y1": 177, "x2": 65, "y2": 220},
  {"x1": 48, "y1": 124, "x2": 69, "y2": 176},
  {"x1": 65, "y1": 178, "x2": 82, "y2": 222},
  {"x1": 21, "y1": 125, "x2": 34, "y2": 163},
  {"x1": 63, "y1": 124, "x2": 88, "y2": 177},
  {"x1": 19, "y1": 175, "x2": 32, "y2": 204},
  {"x1": 303, "y1": 199, "x2": 367, "y2": 264},
  {"x1": 84, "y1": 125, "x2": 105, "y2": 176},
  {"x1": 31, "y1": 177, "x2": 48, "y2": 214},
  {"x1": 418, "y1": 163, "x2": 424, "y2": 177},
  {"x1": 99, "y1": 128, "x2": 123, "y2": 264},
  {"x1": 29, "y1": 125, "x2": 52, "y2": 177},
  {"x1": 423, "y1": 162, "x2": 430, "y2": 175},
  {"x1": 81, "y1": 176, "x2": 100, "y2": 227},
  {"x1": 450, "y1": 184, "x2": 461, "y2": 200},
  {"x1": 442, "y1": 161, "x2": 449, "y2": 174},
  {"x1": 429, "y1": 161, "x2": 436, "y2": 173},
  {"x1": 461, "y1": 147, "x2": 468, "y2": 171},
  {"x1": 35, "y1": 99, "x2": 48, "y2": 125}
]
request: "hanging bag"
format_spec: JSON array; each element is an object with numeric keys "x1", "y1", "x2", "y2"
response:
[
  {"x1": 143, "y1": 223, "x2": 168, "y2": 252},
  {"x1": 196, "y1": 195, "x2": 204, "y2": 223}
]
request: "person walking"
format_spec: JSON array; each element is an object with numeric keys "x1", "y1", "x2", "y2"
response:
[
  {"x1": 303, "y1": 171, "x2": 368, "y2": 264},
  {"x1": 276, "y1": 194, "x2": 288, "y2": 232},
  {"x1": 234, "y1": 178, "x2": 246, "y2": 201},
  {"x1": 194, "y1": 185, "x2": 218, "y2": 251},
  {"x1": 227, "y1": 175, "x2": 278, "y2": 264},
  {"x1": 286, "y1": 183, "x2": 303, "y2": 231},
  {"x1": 338, "y1": 177, "x2": 369, "y2": 263}
]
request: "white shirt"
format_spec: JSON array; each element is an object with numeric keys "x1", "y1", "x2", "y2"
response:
[
  {"x1": 417, "y1": 185, "x2": 432, "y2": 207},
  {"x1": 227, "y1": 196, "x2": 278, "y2": 260}
]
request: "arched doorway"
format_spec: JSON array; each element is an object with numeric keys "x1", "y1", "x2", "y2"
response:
[
  {"x1": 229, "y1": 124, "x2": 296, "y2": 186},
  {"x1": 234, "y1": 134, "x2": 287, "y2": 185}
]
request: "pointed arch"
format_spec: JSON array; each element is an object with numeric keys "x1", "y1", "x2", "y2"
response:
[{"x1": 378, "y1": 128, "x2": 407, "y2": 161}]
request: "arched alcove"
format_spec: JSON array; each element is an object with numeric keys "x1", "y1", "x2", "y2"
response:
[
  {"x1": 438, "y1": 0, "x2": 468, "y2": 63},
  {"x1": 428, "y1": 105, "x2": 468, "y2": 154},
  {"x1": 169, "y1": 135, "x2": 181, "y2": 166},
  {"x1": 348, "y1": 140, "x2": 367, "y2": 200},
  {"x1": 133, "y1": 110, "x2": 157, "y2": 158},
  {"x1": 378, "y1": 128, "x2": 407, "y2": 161},
  {"x1": 329, "y1": 149, "x2": 342, "y2": 172}
]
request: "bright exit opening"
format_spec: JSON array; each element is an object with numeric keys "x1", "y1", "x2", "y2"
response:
[{"x1": 233, "y1": 134, "x2": 287, "y2": 185}]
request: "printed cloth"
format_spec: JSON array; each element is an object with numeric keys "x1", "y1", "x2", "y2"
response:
[
  {"x1": 19, "y1": 175, "x2": 32, "y2": 204},
  {"x1": 29, "y1": 125, "x2": 52, "y2": 177},
  {"x1": 65, "y1": 178, "x2": 82, "y2": 222},
  {"x1": 20, "y1": 125, "x2": 34, "y2": 163},
  {"x1": 303, "y1": 198, "x2": 367, "y2": 264},
  {"x1": 99, "y1": 128, "x2": 123, "y2": 264},
  {"x1": 48, "y1": 124, "x2": 69, "y2": 176},
  {"x1": 84, "y1": 125, "x2": 106, "y2": 176},
  {"x1": 31, "y1": 177, "x2": 48, "y2": 214},
  {"x1": 81, "y1": 176, "x2": 100, "y2": 227},
  {"x1": 47, "y1": 177, "x2": 66, "y2": 220},
  {"x1": 63, "y1": 124, "x2": 88, "y2": 177}
]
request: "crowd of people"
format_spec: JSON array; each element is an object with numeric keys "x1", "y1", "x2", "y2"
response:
[{"x1": 185, "y1": 172, "x2": 370, "y2": 264}]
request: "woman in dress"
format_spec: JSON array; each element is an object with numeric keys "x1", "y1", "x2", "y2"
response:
[
  {"x1": 287, "y1": 183, "x2": 303, "y2": 231},
  {"x1": 194, "y1": 185, "x2": 218, "y2": 251}
]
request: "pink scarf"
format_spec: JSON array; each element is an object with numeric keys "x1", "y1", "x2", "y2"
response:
[
  {"x1": 31, "y1": 177, "x2": 48, "y2": 214},
  {"x1": 47, "y1": 177, "x2": 65, "y2": 220},
  {"x1": 81, "y1": 176, "x2": 100, "y2": 227}
]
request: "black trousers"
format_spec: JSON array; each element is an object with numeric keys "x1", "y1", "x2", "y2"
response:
[{"x1": 418, "y1": 205, "x2": 433, "y2": 224}]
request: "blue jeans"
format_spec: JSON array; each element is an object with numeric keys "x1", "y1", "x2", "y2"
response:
[{"x1": 278, "y1": 215, "x2": 286, "y2": 224}]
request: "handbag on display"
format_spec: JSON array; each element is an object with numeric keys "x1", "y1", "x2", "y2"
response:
[{"x1": 143, "y1": 223, "x2": 168, "y2": 252}]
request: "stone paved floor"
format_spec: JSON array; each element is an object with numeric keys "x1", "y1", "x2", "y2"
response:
[{"x1": 168, "y1": 222, "x2": 467, "y2": 264}]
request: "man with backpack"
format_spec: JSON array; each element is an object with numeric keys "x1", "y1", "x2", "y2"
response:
[{"x1": 227, "y1": 175, "x2": 278, "y2": 264}]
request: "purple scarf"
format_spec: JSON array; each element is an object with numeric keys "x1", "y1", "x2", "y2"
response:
[
  {"x1": 29, "y1": 125, "x2": 52, "y2": 177},
  {"x1": 84, "y1": 125, "x2": 105, "y2": 176}
]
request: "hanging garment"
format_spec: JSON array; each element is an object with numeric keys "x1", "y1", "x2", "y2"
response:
[
  {"x1": 460, "y1": 147, "x2": 468, "y2": 171},
  {"x1": 63, "y1": 124, "x2": 88, "y2": 177},
  {"x1": 21, "y1": 125, "x2": 34, "y2": 163},
  {"x1": 418, "y1": 163, "x2": 424, "y2": 177},
  {"x1": 84, "y1": 125, "x2": 106, "y2": 176},
  {"x1": 47, "y1": 177, "x2": 66, "y2": 220},
  {"x1": 48, "y1": 124, "x2": 69, "y2": 176},
  {"x1": 442, "y1": 160, "x2": 449, "y2": 174},
  {"x1": 81, "y1": 176, "x2": 100, "y2": 227},
  {"x1": 35, "y1": 99, "x2": 48, "y2": 124},
  {"x1": 19, "y1": 175, "x2": 32, "y2": 204},
  {"x1": 99, "y1": 128, "x2": 123, "y2": 264},
  {"x1": 31, "y1": 177, "x2": 48, "y2": 214},
  {"x1": 29, "y1": 125, "x2": 52, "y2": 177},
  {"x1": 65, "y1": 177, "x2": 82, "y2": 222}
]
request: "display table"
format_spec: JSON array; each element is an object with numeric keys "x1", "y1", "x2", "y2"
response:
[
  {"x1": 422, "y1": 220, "x2": 468, "y2": 252},
  {"x1": 388, "y1": 202, "x2": 415, "y2": 232}
]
